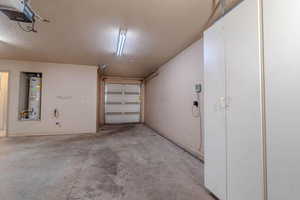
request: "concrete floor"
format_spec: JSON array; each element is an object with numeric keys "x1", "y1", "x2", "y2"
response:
[{"x1": 0, "y1": 125, "x2": 215, "y2": 200}]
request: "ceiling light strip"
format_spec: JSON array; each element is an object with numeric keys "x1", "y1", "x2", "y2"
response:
[{"x1": 116, "y1": 29, "x2": 127, "y2": 56}]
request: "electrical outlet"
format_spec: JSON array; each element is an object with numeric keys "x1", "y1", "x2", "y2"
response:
[
  {"x1": 195, "y1": 84, "x2": 202, "y2": 93},
  {"x1": 56, "y1": 122, "x2": 61, "y2": 127},
  {"x1": 193, "y1": 101, "x2": 199, "y2": 107}
]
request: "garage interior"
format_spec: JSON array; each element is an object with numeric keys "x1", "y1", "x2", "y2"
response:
[{"x1": 0, "y1": 0, "x2": 298, "y2": 200}]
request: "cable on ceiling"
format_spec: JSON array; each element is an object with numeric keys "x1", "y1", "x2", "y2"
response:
[
  {"x1": 202, "y1": 0, "x2": 222, "y2": 30},
  {"x1": 17, "y1": 21, "x2": 37, "y2": 32},
  {"x1": 220, "y1": 0, "x2": 227, "y2": 15},
  {"x1": 17, "y1": 0, "x2": 50, "y2": 33}
]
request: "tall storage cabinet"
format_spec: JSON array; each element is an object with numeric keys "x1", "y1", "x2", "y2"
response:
[
  {"x1": 204, "y1": 0, "x2": 264, "y2": 200},
  {"x1": 204, "y1": 17, "x2": 227, "y2": 200},
  {"x1": 223, "y1": 0, "x2": 264, "y2": 199},
  {"x1": 205, "y1": 0, "x2": 300, "y2": 200},
  {"x1": 263, "y1": 0, "x2": 300, "y2": 199}
]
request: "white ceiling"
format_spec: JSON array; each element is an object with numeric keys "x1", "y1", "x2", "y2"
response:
[{"x1": 0, "y1": 0, "x2": 215, "y2": 77}]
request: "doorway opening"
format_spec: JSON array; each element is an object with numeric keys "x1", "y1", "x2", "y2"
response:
[{"x1": 0, "y1": 72, "x2": 9, "y2": 137}]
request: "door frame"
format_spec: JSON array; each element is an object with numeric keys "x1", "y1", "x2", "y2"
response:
[{"x1": 0, "y1": 71, "x2": 10, "y2": 137}]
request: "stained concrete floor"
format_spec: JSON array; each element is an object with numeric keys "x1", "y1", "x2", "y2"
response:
[{"x1": 0, "y1": 125, "x2": 215, "y2": 200}]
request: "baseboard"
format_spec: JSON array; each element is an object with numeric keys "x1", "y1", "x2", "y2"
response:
[
  {"x1": 8, "y1": 129, "x2": 96, "y2": 137},
  {"x1": 145, "y1": 123, "x2": 204, "y2": 161}
]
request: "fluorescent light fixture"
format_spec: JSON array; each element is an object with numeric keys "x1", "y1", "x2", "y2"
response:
[{"x1": 116, "y1": 29, "x2": 127, "y2": 56}]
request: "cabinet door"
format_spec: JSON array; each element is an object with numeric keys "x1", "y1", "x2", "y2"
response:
[
  {"x1": 204, "y1": 19, "x2": 227, "y2": 200},
  {"x1": 263, "y1": 0, "x2": 300, "y2": 199},
  {"x1": 224, "y1": 0, "x2": 264, "y2": 200}
]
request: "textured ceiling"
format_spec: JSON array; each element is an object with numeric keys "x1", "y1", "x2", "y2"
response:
[{"x1": 0, "y1": 0, "x2": 214, "y2": 77}]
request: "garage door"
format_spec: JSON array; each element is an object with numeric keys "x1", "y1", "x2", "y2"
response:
[{"x1": 105, "y1": 83, "x2": 141, "y2": 124}]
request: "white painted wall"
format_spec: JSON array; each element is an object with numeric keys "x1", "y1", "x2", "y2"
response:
[
  {"x1": 0, "y1": 60, "x2": 98, "y2": 136},
  {"x1": 145, "y1": 39, "x2": 204, "y2": 158}
]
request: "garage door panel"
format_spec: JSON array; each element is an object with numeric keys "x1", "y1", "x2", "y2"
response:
[
  {"x1": 105, "y1": 83, "x2": 141, "y2": 124},
  {"x1": 105, "y1": 114, "x2": 124, "y2": 124},
  {"x1": 122, "y1": 114, "x2": 140, "y2": 123},
  {"x1": 105, "y1": 114, "x2": 140, "y2": 124},
  {"x1": 106, "y1": 94, "x2": 123, "y2": 103},
  {"x1": 105, "y1": 104, "x2": 122, "y2": 113},
  {"x1": 124, "y1": 85, "x2": 140, "y2": 93},
  {"x1": 105, "y1": 104, "x2": 140, "y2": 113},
  {"x1": 124, "y1": 95, "x2": 140, "y2": 103},
  {"x1": 124, "y1": 105, "x2": 140, "y2": 112},
  {"x1": 106, "y1": 84, "x2": 123, "y2": 92}
]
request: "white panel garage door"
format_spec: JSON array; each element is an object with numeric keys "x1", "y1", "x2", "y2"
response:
[{"x1": 105, "y1": 83, "x2": 141, "y2": 124}]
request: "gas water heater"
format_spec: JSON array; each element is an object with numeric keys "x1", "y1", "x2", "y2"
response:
[{"x1": 28, "y1": 76, "x2": 41, "y2": 120}]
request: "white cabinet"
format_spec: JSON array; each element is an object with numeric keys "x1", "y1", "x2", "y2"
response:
[
  {"x1": 205, "y1": 0, "x2": 300, "y2": 200},
  {"x1": 224, "y1": 1, "x2": 264, "y2": 200},
  {"x1": 263, "y1": 0, "x2": 300, "y2": 199},
  {"x1": 204, "y1": 0, "x2": 264, "y2": 200},
  {"x1": 204, "y1": 18, "x2": 227, "y2": 200}
]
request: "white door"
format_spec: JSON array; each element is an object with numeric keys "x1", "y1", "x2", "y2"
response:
[
  {"x1": 204, "y1": 18, "x2": 227, "y2": 200},
  {"x1": 0, "y1": 72, "x2": 9, "y2": 137},
  {"x1": 224, "y1": 0, "x2": 264, "y2": 200},
  {"x1": 264, "y1": 0, "x2": 300, "y2": 199},
  {"x1": 105, "y1": 83, "x2": 141, "y2": 124}
]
